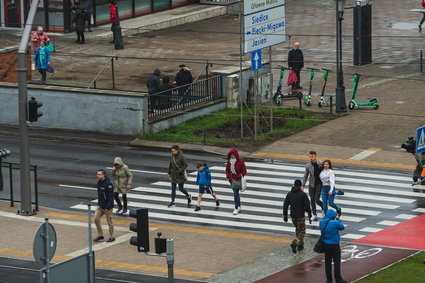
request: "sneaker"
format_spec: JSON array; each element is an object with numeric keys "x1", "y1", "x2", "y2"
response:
[
  {"x1": 106, "y1": 237, "x2": 115, "y2": 243},
  {"x1": 187, "y1": 195, "x2": 192, "y2": 207},
  {"x1": 419, "y1": 25, "x2": 422, "y2": 32},
  {"x1": 93, "y1": 236, "x2": 104, "y2": 242},
  {"x1": 290, "y1": 240, "x2": 297, "y2": 254},
  {"x1": 337, "y1": 190, "x2": 345, "y2": 196},
  {"x1": 297, "y1": 244, "x2": 304, "y2": 251},
  {"x1": 116, "y1": 207, "x2": 123, "y2": 214},
  {"x1": 167, "y1": 202, "x2": 175, "y2": 208},
  {"x1": 337, "y1": 208, "x2": 342, "y2": 217},
  {"x1": 233, "y1": 209, "x2": 238, "y2": 215},
  {"x1": 122, "y1": 208, "x2": 127, "y2": 214},
  {"x1": 237, "y1": 207, "x2": 241, "y2": 212},
  {"x1": 216, "y1": 200, "x2": 220, "y2": 206},
  {"x1": 194, "y1": 206, "x2": 201, "y2": 212},
  {"x1": 310, "y1": 215, "x2": 318, "y2": 221}
]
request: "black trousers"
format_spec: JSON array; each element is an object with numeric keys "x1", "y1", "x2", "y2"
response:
[
  {"x1": 292, "y1": 69, "x2": 301, "y2": 88},
  {"x1": 76, "y1": 31, "x2": 85, "y2": 43},
  {"x1": 309, "y1": 183, "x2": 323, "y2": 215},
  {"x1": 421, "y1": 13, "x2": 425, "y2": 26},
  {"x1": 38, "y1": 69, "x2": 47, "y2": 81},
  {"x1": 324, "y1": 244, "x2": 343, "y2": 282},
  {"x1": 114, "y1": 192, "x2": 127, "y2": 209}
]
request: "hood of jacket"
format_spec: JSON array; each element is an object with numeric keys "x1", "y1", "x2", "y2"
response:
[
  {"x1": 114, "y1": 157, "x2": 124, "y2": 166},
  {"x1": 325, "y1": 209, "x2": 337, "y2": 220},
  {"x1": 227, "y1": 148, "x2": 240, "y2": 160},
  {"x1": 153, "y1": 69, "x2": 161, "y2": 76},
  {"x1": 290, "y1": 186, "x2": 301, "y2": 193}
]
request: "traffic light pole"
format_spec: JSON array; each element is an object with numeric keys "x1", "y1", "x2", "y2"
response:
[{"x1": 17, "y1": 0, "x2": 39, "y2": 215}]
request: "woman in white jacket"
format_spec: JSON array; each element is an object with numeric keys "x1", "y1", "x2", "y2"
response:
[{"x1": 319, "y1": 160, "x2": 343, "y2": 217}]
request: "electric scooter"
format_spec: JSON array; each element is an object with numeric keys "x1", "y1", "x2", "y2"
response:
[
  {"x1": 318, "y1": 68, "x2": 333, "y2": 107},
  {"x1": 304, "y1": 67, "x2": 320, "y2": 106},
  {"x1": 348, "y1": 73, "x2": 379, "y2": 110},
  {"x1": 273, "y1": 65, "x2": 303, "y2": 106}
]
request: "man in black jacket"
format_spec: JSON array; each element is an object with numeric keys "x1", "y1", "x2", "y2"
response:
[
  {"x1": 147, "y1": 69, "x2": 161, "y2": 113},
  {"x1": 288, "y1": 42, "x2": 304, "y2": 89},
  {"x1": 94, "y1": 169, "x2": 115, "y2": 242},
  {"x1": 174, "y1": 64, "x2": 193, "y2": 104},
  {"x1": 283, "y1": 179, "x2": 312, "y2": 253}
]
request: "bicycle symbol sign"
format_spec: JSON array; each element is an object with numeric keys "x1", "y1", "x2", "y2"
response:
[{"x1": 340, "y1": 245, "x2": 382, "y2": 263}]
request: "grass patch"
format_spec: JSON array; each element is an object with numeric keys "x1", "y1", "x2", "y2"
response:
[
  {"x1": 356, "y1": 251, "x2": 425, "y2": 283},
  {"x1": 141, "y1": 107, "x2": 331, "y2": 150}
]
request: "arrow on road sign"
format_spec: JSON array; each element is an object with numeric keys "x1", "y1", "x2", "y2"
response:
[{"x1": 251, "y1": 50, "x2": 262, "y2": 71}]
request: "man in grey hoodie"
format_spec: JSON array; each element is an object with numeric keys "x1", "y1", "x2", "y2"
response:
[{"x1": 302, "y1": 151, "x2": 323, "y2": 221}]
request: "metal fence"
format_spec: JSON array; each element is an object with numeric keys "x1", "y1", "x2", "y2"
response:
[
  {"x1": 0, "y1": 162, "x2": 39, "y2": 211},
  {"x1": 148, "y1": 75, "x2": 223, "y2": 119}
]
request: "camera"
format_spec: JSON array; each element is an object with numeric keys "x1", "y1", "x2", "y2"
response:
[{"x1": 401, "y1": 137, "x2": 416, "y2": 154}]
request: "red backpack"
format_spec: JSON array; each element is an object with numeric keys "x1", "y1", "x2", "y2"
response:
[{"x1": 423, "y1": 0, "x2": 425, "y2": 8}]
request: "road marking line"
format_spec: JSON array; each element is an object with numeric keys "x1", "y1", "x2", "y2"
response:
[
  {"x1": 377, "y1": 220, "x2": 401, "y2": 226},
  {"x1": 395, "y1": 214, "x2": 417, "y2": 220},
  {"x1": 341, "y1": 233, "x2": 365, "y2": 240},
  {"x1": 413, "y1": 208, "x2": 425, "y2": 213},
  {"x1": 250, "y1": 152, "x2": 415, "y2": 170},
  {"x1": 349, "y1": 148, "x2": 382, "y2": 161},
  {"x1": 359, "y1": 227, "x2": 383, "y2": 233}
]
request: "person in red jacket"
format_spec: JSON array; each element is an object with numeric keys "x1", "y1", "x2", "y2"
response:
[
  {"x1": 109, "y1": 0, "x2": 118, "y2": 43},
  {"x1": 225, "y1": 148, "x2": 247, "y2": 215},
  {"x1": 30, "y1": 26, "x2": 50, "y2": 52}
]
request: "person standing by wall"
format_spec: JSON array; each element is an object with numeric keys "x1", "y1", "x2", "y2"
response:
[
  {"x1": 320, "y1": 209, "x2": 346, "y2": 283},
  {"x1": 30, "y1": 27, "x2": 50, "y2": 52},
  {"x1": 225, "y1": 148, "x2": 247, "y2": 215},
  {"x1": 147, "y1": 69, "x2": 161, "y2": 112},
  {"x1": 72, "y1": 2, "x2": 87, "y2": 44},
  {"x1": 112, "y1": 157, "x2": 132, "y2": 215},
  {"x1": 319, "y1": 160, "x2": 344, "y2": 217},
  {"x1": 194, "y1": 161, "x2": 219, "y2": 212},
  {"x1": 32, "y1": 40, "x2": 51, "y2": 82},
  {"x1": 288, "y1": 42, "x2": 304, "y2": 89},
  {"x1": 174, "y1": 64, "x2": 193, "y2": 104},
  {"x1": 94, "y1": 169, "x2": 115, "y2": 242},
  {"x1": 283, "y1": 179, "x2": 312, "y2": 253},
  {"x1": 157, "y1": 76, "x2": 175, "y2": 110},
  {"x1": 302, "y1": 151, "x2": 323, "y2": 220},
  {"x1": 168, "y1": 145, "x2": 191, "y2": 208}
]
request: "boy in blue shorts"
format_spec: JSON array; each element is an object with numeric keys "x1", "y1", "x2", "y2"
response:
[{"x1": 195, "y1": 161, "x2": 219, "y2": 211}]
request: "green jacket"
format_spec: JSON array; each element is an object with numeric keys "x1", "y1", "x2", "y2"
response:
[
  {"x1": 112, "y1": 157, "x2": 133, "y2": 194},
  {"x1": 168, "y1": 150, "x2": 188, "y2": 184}
]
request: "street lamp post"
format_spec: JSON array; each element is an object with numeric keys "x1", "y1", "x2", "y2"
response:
[{"x1": 336, "y1": 0, "x2": 347, "y2": 113}]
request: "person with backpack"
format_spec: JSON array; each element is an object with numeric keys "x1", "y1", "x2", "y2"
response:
[
  {"x1": 194, "y1": 161, "x2": 219, "y2": 212},
  {"x1": 419, "y1": 0, "x2": 425, "y2": 31},
  {"x1": 72, "y1": 2, "x2": 87, "y2": 44},
  {"x1": 283, "y1": 179, "x2": 312, "y2": 253}
]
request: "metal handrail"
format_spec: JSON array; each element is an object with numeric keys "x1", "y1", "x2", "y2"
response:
[{"x1": 88, "y1": 56, "x2": 117, "y2": 89}]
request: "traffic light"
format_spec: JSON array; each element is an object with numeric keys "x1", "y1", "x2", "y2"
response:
[
  {"x1": 28, "y1": 97, "x2": 43, "y2": 122},
  {"x1": 129, "y1": 208, "x2": 149, "y2": 252}
]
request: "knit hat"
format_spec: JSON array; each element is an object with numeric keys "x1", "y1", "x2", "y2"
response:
[{"x1": 294, "y1": 179, "x2": 302, "y2": 187}]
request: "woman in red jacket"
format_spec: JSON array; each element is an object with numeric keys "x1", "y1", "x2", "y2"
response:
[{"x1": 225, "y1": 148, "x2": 247, "y2": 215}]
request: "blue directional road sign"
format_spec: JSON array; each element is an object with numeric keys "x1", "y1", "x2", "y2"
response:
[
  {"x1": 251, "y1": 49, "x2": 262, "y2": 71},
  {"x1": 416, "y1": 125, "x2": 425, "y2": 154}
]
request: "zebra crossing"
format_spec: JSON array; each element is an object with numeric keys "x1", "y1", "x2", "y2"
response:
[{"x1": 69, "y1": 161, "x2": 425, "y2": 240}]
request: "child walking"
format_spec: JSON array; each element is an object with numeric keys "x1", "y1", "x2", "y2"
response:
[{"x1": 195, "y1": 161, "x2": 219, "y2": 211}]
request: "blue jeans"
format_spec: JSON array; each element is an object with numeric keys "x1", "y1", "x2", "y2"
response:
[
  {"x1": 171, "y1": 182, "x2": 189, "y2": 202},
  {"x1": 232, "y1": 189, "x2": 241, "y2": 209},
  {"x1": 322, "y1": 185, "x2": 340, "y2": 213}
]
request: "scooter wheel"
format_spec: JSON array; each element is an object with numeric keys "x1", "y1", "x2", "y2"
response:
[
  {"x1": 373, "y1": 104, "x2": 379, "y2": 109},
  {"x1": 348, "y1": 102, "x2": 355, "y2": 110},
  {"x1": 306, "y1": 101, "x2": 311, "y2": 106}
]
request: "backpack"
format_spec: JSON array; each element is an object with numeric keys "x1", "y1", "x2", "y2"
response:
[{"x1": 423, "y1": 0, "x2": 425, "y2": 8}]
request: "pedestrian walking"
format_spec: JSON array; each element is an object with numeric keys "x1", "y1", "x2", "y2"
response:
[
  {"x1": 320, "y1": 209, "x2": 346, "y2": 283},
  {"x1": 283, "y1": 179, "x2": 312, "y2": 253},
  {"x1": 419, "y1": 0, "x2": 425, "y2": 31},
  {"x1": 174, "y1": 64, "x2": 193, "y2": 104},
  {"x1": 30, "y1": 26, "x2": 50, "y2": 52},
  {"x1": 147, "y1": 69, "x2": 161, "y2": 112},
  {"x1": 93, "y1": 169, "x2": 115, "y2": 242},
  {"x1": 302, "y1": 151, "x2": 323, "y2": 221},
  {"x1": 32, "y1": 40, "x2": 51, "y2": 82},
  {"x1": 194, "y1": 161, "x2": 219, "y2": 212},
  {"x1": 225, "y1": 148, "x2": 247, "y2": 215},
  {"x1": 319, "y1": 160, "x2": 344, "y2": 217},
  {"x1": 72, "y1": 2, "x2": 87, "y2": 44},
  {"x1": 112, "y1": 157, "x2": 132, "y2": 215},
  {"x1": 288, "y1": 42, "x2": 304, "y2": 89},
  {"x1": 168, "y1": 145, "x2": 192, "y2": 208},
  {"x1": 81, "y1": 0, "x2": 92, "y2": 32}
]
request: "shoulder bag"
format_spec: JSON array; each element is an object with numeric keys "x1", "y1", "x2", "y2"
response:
[
  {"x1": 313, "y1": 219, "x2": 331, "y2": 253},
  {"x1": 172, "y1": 156, "x2": 188, "y2": 181}
]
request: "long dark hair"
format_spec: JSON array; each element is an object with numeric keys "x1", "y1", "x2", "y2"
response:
[{"x1": 323, "y1": 159, "x2": 333, "y2": 169}]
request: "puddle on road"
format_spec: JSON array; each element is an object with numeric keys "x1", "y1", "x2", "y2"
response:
[{"x1": 388, "y1": 22, "x2": 420, "y2": 30}]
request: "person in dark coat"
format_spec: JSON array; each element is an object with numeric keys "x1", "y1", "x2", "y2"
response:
[
  {"x1": 283, "y1": 179, "x2": 312, "y2": 253},
  {"x1": 288, "y1": 42, "x2": 304, "y2": 89},
  {"x1": 147, "y1": 69, "x2": 161, "y2": 112},
  {"x1": 157, "y1": 76, "x2": 175, "y2": 110},
  {"x1": 72, "y1": 2, "x2": 87, "y2": 44},
  {"x1": 94, "y1": 169, "x2": 115, "y2": 243},
  {"x1": 81, "y1": 0, "x2": 92, "y2": 32},
  {"x1": 174, "y1": 64, "x2": 193, "y2": 103},
  {"x1": 168, "y1": 144, "x2": 191, "y2": 208}
]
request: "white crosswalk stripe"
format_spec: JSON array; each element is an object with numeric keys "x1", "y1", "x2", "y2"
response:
[{"x1": 68, "y1": 161, "x2": 424, "y2": 239}]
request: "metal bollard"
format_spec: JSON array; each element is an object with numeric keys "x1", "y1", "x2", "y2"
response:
[{"x1": 166, "y1": 239, "x2": 174, "y2": 283}]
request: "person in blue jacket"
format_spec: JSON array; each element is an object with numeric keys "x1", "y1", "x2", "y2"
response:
[
  {"x1": 319, "y1": 209, "x2": 346, "y2": 283},
  {"x1": 32, "y1": 40, "x2": 50, "y2": 81},
  {"x1": 94, "y1": 169, "x2": 115, "y2": 243},
  {"x1": 194, "y1": 161, "x2": 219, "y2": 211}
]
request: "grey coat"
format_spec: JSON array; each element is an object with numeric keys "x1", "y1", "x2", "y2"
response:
[{"x1": 302, "y1": 160, "x2": 323, "y2": 188}]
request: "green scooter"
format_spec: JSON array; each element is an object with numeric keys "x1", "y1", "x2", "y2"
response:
[
  {"x1": 318, "y1": 68, "x2": 333, "y2": 107},
  {"x1": 348, "y1": 73, "x2": 379, "y2": 110},
  {"x1": 304, "y1": 67, "x2": 320, "y2": 107}
]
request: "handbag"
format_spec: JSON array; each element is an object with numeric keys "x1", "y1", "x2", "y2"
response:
[
  {"x1": 287, "y1": 70, "x2": 298, "y2": 86},
  {"x1": 231, "y1": 178, "x2": 242, "y2": 190},
  {"x1": 172, "y1": 156, "x2": 188, "y2": 181},
  {"x1": 241, "y1": 175, "x2": 247, "y2": 192},
  {"x1": 313, "y1": 219, "x2": 331, "y2": 253}
]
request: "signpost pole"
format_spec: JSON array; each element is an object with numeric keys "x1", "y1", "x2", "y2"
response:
[
  {"x1": 254, "y1": 69, "x2": 258, "y2": 140},
  {"x1": 239, "y1": 0, "x2": 244, "y2": 139},
  {"x1": 88, "y1": 204, "x2": 94, "y2": 283},
  {"x1": 44, "y1": 218, "x2": 50, "y2": 283},
  {"x1": 269, "y1": 46, "x2": 273, "y2": 133}
]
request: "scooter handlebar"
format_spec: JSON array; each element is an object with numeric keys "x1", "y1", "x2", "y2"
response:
[{"x1": 321, "y1": 68, "x2": 333, "y2": 72}]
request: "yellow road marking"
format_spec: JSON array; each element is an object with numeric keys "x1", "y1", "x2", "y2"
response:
[
  {"x1": 0, "y1": 248, "x2": 213, "y2": 278},
  {"x1": 45, "y1": 212, "x2": 291, "y2": 243},
  {"x1": 251, "y1": 152, "x2": 415, "y2": 170}
]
